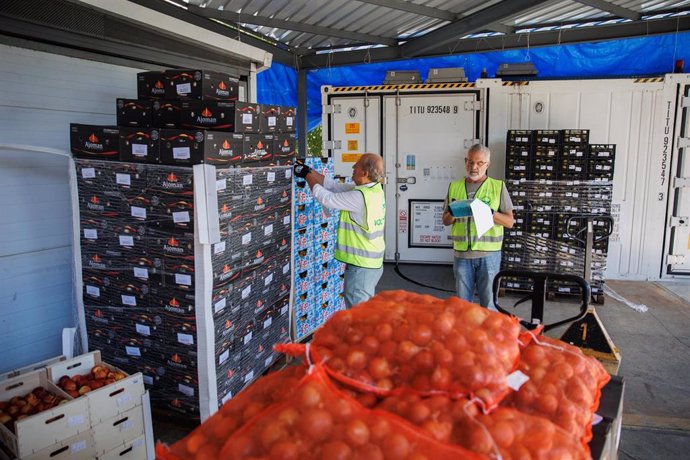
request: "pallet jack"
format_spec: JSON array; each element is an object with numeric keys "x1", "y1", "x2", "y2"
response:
[
  {"x1": 560, "y1": 215, "x2": 621, "y2": 375},
  {"x1": 492, "y1": 214, "x2": 623, "y2": 459}
]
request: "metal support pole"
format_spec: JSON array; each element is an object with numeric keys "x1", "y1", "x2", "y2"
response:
[{"x1": 298, "y1": 68, "x2": 308, "y2": 157}]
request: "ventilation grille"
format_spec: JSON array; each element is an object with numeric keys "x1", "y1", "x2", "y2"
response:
[{"x1": 1, "y1": 0, "x2": 105, "y2": 37}]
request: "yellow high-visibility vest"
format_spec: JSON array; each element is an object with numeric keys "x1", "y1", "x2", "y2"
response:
[{"x1": 335, "y1": 183, "x2": 385, "y2": 268}]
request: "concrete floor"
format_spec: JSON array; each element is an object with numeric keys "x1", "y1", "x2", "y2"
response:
[{"x1": 154, "y1": 263, "x2": 690, "y2": 458}]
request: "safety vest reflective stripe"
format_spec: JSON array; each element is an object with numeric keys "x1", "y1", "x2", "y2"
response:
[
  {"x1": 338, "y1": 221, "x2": 385, "y2": 239},
  {"x1": 450, "y1": 234, "x2": 503, "y2": 242},
  {"x1": 334, "y1": 243, "x2": 385, "y2": 259}
]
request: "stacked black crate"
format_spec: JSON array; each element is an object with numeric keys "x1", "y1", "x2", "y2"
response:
[
  {"x1": 550, "y1": 129, "x2": 589, "y2": 293},
  {"x1": 74, "y1": 68, "x2": 297, "y2": 420},
  {"x1": 503, "y1": 130, "x2": 533, "y2": 290},
  {"x1": 501, "y1": 129, "x2": 614, "y2": 299}
]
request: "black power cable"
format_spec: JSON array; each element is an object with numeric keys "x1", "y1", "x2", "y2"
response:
[{"x1": 392, "y1": 260, "x2": 455, "y2": 293}]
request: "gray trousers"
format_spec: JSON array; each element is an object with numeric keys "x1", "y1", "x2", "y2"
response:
[{"x1": 343, "y1": 264, "x2": 384, "y2": 308}]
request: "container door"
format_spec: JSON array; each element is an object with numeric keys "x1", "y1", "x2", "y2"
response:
[
  {"x1": 665, "y1": 83, "x2": 690, "y2": 275},
  {"x1": 383, "y1": 92, "x2": 481, "y2": 263},
  {"x1": 326, "y1": 94, "x2": 381, "y2": 178}
]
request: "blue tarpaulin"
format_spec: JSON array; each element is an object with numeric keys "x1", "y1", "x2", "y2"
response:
[{"x1": 257, "y1": 31, "x2": 690, "y2": 133}]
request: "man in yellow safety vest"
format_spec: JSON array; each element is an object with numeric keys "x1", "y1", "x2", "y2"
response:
[
  {"x1": 295, "y1": 153, "x2": 385, "y2": 308},
  {"x1": 442, "y1": 144, "x2": 514, "y2": 308}
]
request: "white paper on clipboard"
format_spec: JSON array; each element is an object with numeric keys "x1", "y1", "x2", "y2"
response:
[{"x1": 470, "y1": 199, "x2": 494, "y2": 238}]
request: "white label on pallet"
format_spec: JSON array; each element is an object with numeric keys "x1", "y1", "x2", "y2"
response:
[
  {"x1": 176, "y1": 83, "x2": 191, "y2": 95},
  {"x1": 178, "y1": 384, "x2": 194, "y2": 397},
  {"x1": 242, "y1": 285, "x2": 251, "y2": 299},
  {"x1": 173, "y1": 211, "x2": 190, "y2": 223},
  {"x1": 243, "y1": 174, "x2": 253, "y2": 185},
  {"x1": 242, "y1": 113, "x2": 253, "y2": 125},
  {"x1": 264, "y1": 224, "x2": 273, "y2": 236},
  {"x1": 285, "y1": 169, "x2": 292, "y2": 179},
  {"x1": 221, "y1": 391, "x2": 233, "y2": 404},
  {"x1": 178, "y1": 333, "x2": 194, "y2": 345},
  {"x1": 243, "y1": 370, "x2": 254, "y2": 383},
  {"x1": 242, "y1": 233, "x2": 252, "y2": 245},
  {"x1": 119, "y1": 235, "x2": 134, "y2": 247},
  {"x1": 68, "y1": 415, "x2": 85, "y2": 427},
  {"x1": 132, "y1": 144, "x2": 148, "y2": 157},
  {"x1": 507, "y1": 370, "x2": 530, "y2": 391},
  {"x1": 214, "y1": 298, "x2": 226, "y2": 313},
  {"x1": 175, "y1": 274, "x2": 192, "y2": 286},
  {"x1": 267, "y1": 172, "x2": 276, "y2": 182},
  {"x1": 219, "y1": 349, "x2": 229, "y2": 365},
  {"x1": 283, "y1": 215, "x2": 290, "y2": 225},
  {"x1": 263, "y1": 318, "x2": 272, "y2": 329},
  {"x1": 286, "y1": 117, "x2": 294, "y2": 127},
  {"x1": 216, "y1": 178, "x2": 227, "y2": 191},
  {"x1": 116, "y1": 173, "x2": 131, "y2": 185},
  {"x1": 71, "y1": 440, "x2": 87, "y2": 452},
  {"x1": 265, "y1": 273, "x2": 273, "y2": 286},
  {"x1": 82, "y1": 168, "x2": 96, "y2": 179},
  {"x1": 268, "y1": 116, "x2": 277, "y2": 127},
  {"x1": 143, "y1": 375, "x2": 153, "y2": 385},
  {"x1": 283, "y1": 263, "x2": 290, "y2": 275},
  {"x1": 86, "y1": 285, "x2": 100, "y2": 297},
  {"x1": 131, "y1": 206, "x2": 147, "y2": 218},
  {"x1": 173, "y1": 147, "x2": 191, "y2": 160},
  {"x1": 214, "y1": 241, "x2": 226, "y2": 254},
  {"x1": 133, "y1": 267, "x2": 149, "y2": 279},
  {"x1": 136, "y1": 324, "x2": 151, "y2": 336},
  {"x1": 281, "y1": 306, "x2": 288, "y2": 315},
  {"x1": 265, "y1": 356, "x2": 273, "y2": 368},
  {"x1": 243, "y1": 331, "x2": 253, "y2": 345},
  {"x1": 126, "y1": 346, "x2": 141, "y2": 357},
  {"x1": 116, "y1": 394, "x2": 132, "y2": 407},
  {"x1": 122, "y1": 295, "x2": 137, "y2": 306},
  {"x1": 84, "y1": 229, "x2": 98, "y2": 239}
]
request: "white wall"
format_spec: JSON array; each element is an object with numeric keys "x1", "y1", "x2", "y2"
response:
[{"x1": 0, "y1": 44, "x2": 143, "y2": 372}]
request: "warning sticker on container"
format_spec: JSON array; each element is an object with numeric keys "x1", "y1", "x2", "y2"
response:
[
  {"x1": 345, "y1": 123, "x2": 360, "y2": 134},
  {"x1": 347, "y1": 140, "x2": 358, "y2": 151},
  {"x1": 399, "y1": 210, "x2": 408, "y2": 233},
  {"x1": 342, "y1": 153, "x2": 362, "y2": 163}
]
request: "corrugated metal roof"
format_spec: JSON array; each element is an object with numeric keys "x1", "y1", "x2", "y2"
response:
[
  {"x1": 183, "y1": 0, "x2": 689, "y2": 49},
  {"x1": 176, "y1": 0, "x2": 690, "y2": 64}
]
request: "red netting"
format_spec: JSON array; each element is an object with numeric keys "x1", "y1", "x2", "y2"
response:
[{"x1": 279, "y1": 290, "x2": 521, "y2": 410}]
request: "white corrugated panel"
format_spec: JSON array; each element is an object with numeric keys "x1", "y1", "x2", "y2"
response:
[
  {"x1": 0, "y1": 44, "x2": 142, "y2": 373},
  {"x1": 485, "y1": 77, "x2": 676, "y2": 280}
]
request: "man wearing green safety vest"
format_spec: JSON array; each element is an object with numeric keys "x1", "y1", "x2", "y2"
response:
[
  {"x1": 442, "y1": 144, "x2": 515, "y2": 309},
  {"x1": 294, "y1": 153, "x2": 386, "y2": 308}
]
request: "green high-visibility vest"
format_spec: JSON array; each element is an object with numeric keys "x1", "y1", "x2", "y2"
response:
[
  {"x1": 448, "y1": 177, "x2": 504, "y2": 252},
  {"x1": 335, "y1": 183, "x2": 385, "y2": 268}
]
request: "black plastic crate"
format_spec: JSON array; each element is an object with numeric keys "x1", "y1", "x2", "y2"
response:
[
  {"x1": 506, "y1": 144, "x2": 532, "y2": 159},
  {"x1": 506, "y1": 157, "x2": 531, "y2": 180},
  {"x1": 533, "y1": 156, "x2": 558, "y2": 173},
  {"x1": 507, "y1": 130, "x2": 533, "y2": 145},
  {"x1": 533, "y1": 170, "x2": 559, "y2": 181},
  {"x1": 534, "y1": 129, "x2": 562, "y2": 145},
  {"x1": 513, "y1": 212, "x2": 530, "y2": 231},
  {"x1": 589, "y1": 144, "x2": 616, "y2": 159},
  {"x1": 562, "y1": 144, "x2": 588, "y2": 159},
  {"x1": 533, "y1": 144, "x2": 560, "y2": 159},
  {"x1": 559, "y1": 158, "x2": 587, "y2": 179},
  {"x1": 588, "y1": 157, "x2": 615, "y2": 181},
  {"x1": 561, "y1": 129, "x2": 590, "y2": 144}
]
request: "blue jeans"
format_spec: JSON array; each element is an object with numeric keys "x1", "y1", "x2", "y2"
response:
[
  {"x1": 343, "y1": 264, "x2": 383, "y2": 308},
  {"x1": 453, "y1": 252, "x2": 502, "y2": 308}
]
